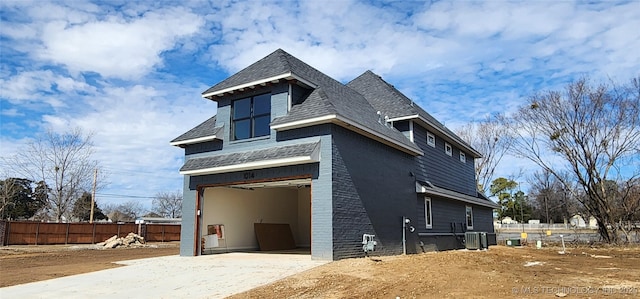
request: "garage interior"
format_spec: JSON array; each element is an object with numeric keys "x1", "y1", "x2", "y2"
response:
[{"x1": 200, "y1": 178, "x2": 312, "y2": 255}]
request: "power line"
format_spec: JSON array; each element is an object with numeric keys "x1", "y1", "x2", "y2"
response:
[{"x1": 96, "y1": 193, "x2": 157, "y2": 199}]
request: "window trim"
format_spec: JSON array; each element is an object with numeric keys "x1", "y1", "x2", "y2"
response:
[
  {"x1": 426, "y1": 132, "x2": 435, "y2": 147},
  {"x1": 231, "y1": 93, "x2": 271, "y2": 140},
  {"x1": 460, "y1": 152, "x2": 466, "y2": 163},
  {"x1": 424, "y1": 197, "x2": 433, "y2": 229},
  {"x1": 445, "y1": 142, "x2": 452, "y2": 156},
  {"x1": 466, "y1": 205, "x2": 474, "y2": 230}
]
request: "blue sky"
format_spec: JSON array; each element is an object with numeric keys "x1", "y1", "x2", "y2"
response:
[{"x1": 1, "y1": 0, "x2": 639, "y2": 210}]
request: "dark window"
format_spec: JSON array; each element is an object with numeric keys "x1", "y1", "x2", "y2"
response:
[{"x1": 232, "y1": 94, "x2": 271, "y2": 140}]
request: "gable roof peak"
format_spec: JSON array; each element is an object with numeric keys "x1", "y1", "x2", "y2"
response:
[{"x1": 202, "y1": 48, "x2": 322, "y2": 98}]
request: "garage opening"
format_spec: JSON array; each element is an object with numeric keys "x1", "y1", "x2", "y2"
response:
[{"x1": 200, "y1": 178, "x2": 312, "y2": 255}]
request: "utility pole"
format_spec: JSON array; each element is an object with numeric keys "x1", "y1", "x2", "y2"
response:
[
  {"x1": 90, "y1": 168, "x2": 97, "y2": 223},
  {"x1": 545, "y1": 194, "x2": 550, "y2": 225}
]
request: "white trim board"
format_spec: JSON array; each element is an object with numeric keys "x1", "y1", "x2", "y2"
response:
[
  {"x1": 202, "y1": 72, "x2": 317, "y2": 99},
  {"x1": 170, "y1": 135, "x2": 219, "y2": 147},
  {"x1": 271, "y1": 115, "x2": 423, "y2": 156}
]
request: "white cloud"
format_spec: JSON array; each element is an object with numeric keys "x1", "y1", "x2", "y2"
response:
[
  {"x1": 37, "y1": 7, "x2": 204, "y2": 79},
  {"x1": 0, "y1": 70, "x2": 96, "y2": 108},
  {"x1": 39, "y1": 81, "x2": 213, "y2": 205},
  {"x1": 1, "y1": 108, "x2": 22, "y2": 117}
]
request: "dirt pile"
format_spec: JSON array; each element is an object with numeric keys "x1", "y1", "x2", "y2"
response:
[{"x1": 97, "y1": 233, "x2": 146, "y2": 248}]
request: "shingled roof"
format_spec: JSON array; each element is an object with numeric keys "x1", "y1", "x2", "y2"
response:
[
  {"x1": 348, "y1": 71, "x2": 480, "y2": 157},
  {"x1": 170, "y1": 116, "x2": 223, "y2": 147},
  {"x1": 202, "y1": 49, "x2": 423, "y2": 156},
  {"x1": 416, "y1": 180, "x2": 499, "y2": 209},
  {"x1": 202, "y1": 50, "x2": 305, "y2": 96},
  {"x1": 179, "y1": 141, "x2": 321, "y2": 175}
]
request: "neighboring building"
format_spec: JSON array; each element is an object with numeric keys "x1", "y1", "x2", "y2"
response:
[
  {"x1": 500, "y1": 217, "x2": 518, "y2": 224},
  {"x1": 171, "y1": 49, "x2": 498, "y2": 260},
  {"x1": 570, "y1": 215, "x2": 598, "y2": 229}
]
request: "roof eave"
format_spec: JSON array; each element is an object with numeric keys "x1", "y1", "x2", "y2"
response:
[
  {"x1": 416, "y1": 182, "x2": 499, "y2": 209},
  {"x1": 388, "y1": 115, "x2": 481, "y2": 158},
  {"x1": 271, "y1": 115, "x2": 424, "y2": 156},
  {"x1": 202, "y1": 72, "x2": 317, "y2": 99},
  {"x1": 170, "y1": 135, "x2": 219, "y2": 147},
  {"x1": 180, "y1": 143, "x2": 321, "y2": 176}
]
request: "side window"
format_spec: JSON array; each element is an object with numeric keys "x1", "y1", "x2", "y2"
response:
[
  {"x1": 466, "y1": 206, "x2": 473, "y2": 230},
  {"x1": 425, "y1": 197, "x2": 432, "y2": 229},
  {"x1": 445, "y1": 142, "x2": 452, "y2": 156},
  {"x1": 231, "y1": 93, "x2": 271, "y2": 140},
  {"x1": 427, "y1": 132, "x2": 435, "y2": 147},
  {"x1": 460, "y1": 152, "x2": 466, "y2": 163}
]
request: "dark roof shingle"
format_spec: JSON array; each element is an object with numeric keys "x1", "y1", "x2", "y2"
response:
[
  {"x1": 202, "y1": 49, "x2": 293, "y2": 96},
  {"x1": 180, "y1": 141, "x2": 319, "y2": 172},
  {"x1": 348, "y1": 71, "x2": 479, "y2": 157},
  {"x1": 170, "y1": 116, "x2": 223, "y2": 145}
]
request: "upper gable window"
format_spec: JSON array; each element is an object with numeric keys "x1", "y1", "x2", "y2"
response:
[
  {"x1": 445, "y1": 142, "x2": 452, "y2": 156},
  {"x1": 426, "y1": 132, "x2": 435, "y2": 147},
  {"x1": 232, "y1": 93, "x2": 271, "y2": 140}
]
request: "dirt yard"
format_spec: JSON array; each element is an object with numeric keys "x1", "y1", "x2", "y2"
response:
[
  {"x1": 231, "y1": 245, "x2": 640, "y2": 299},
  {"x1": 1, "y1": 243, "x2": 639, "y2": 298},
  {"x1": 0, "y1": 242, "x2": 179, "y2": 287}
]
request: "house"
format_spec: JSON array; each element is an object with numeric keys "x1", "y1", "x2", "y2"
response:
[
  {"x1": 569, "y1": 215, "x2": 598, "y2": 229},
  {"x1": 171, "y1": 49, "x2": 498, "y2": 260},
  {"x1": 500, "y1": 216, "x2": 518, "y2": 224}
]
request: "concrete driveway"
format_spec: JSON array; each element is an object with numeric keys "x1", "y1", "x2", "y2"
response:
[{"x1": 0, "y1": 252, "x2": 328, "y2": 299}]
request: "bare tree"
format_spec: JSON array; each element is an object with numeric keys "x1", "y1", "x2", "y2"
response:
[
  {"x1": 528, "y1": 170, "x2": 579, "y2": 224},
  {"x1": 456, "y1": 115, "x2": 512, "y2": 194},
  {"x1": 6, "y1": 129, "x2": 99, "y2": 222},
  {"x1": 610, "y1": 179, "x2": 640, "y2": 242},
  {"x1": 152, "y1": 191, "x2": 182, "y2": 218},
  {"x1": 507, "y1": 77, "x2": 640, "y2": 243}
]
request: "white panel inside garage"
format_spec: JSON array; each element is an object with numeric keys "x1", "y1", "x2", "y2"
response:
[{"x1": 201, "y1": 179, "x2": 311, "y2": 252}]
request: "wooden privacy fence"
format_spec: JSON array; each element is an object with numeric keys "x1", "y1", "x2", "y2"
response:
[{"x1": 0, "y1": 221, "x2": 181, "y2": 246}]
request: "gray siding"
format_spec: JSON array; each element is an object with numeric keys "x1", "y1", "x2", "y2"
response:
[
  {"x1": 413, "y1": 196, "x2": 494, "y2": 234},
  {"x1": 184, "y1": 140, "x2": 223, "y2": 155},
  {"x1": 180, "y1": 177, "x2": 198, "y2": 256},
  {"x1": 276, "y1": 125, "x2": 335, "y2": 260},
  {"x1": 331, "y1": 125, "x2": 417, "y2": 259},
  {"x1": 413, "y1": 196, "x2": 496, "y2": 251},
  {"x1": 312, "y1": 134, "x2": 333, "y2": 260},
  {"x1": 472, "y1": 205, "x2": 495, "y2": 233},
  {"x1": 291, "y1": 83, "x2": 311, "y2": 106},
  {"x1": 412, "y1": 124, "x2": 476, "y2": 196}
]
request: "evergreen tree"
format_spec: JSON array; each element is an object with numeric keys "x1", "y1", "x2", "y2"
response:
[
  {"x1": 72, "y1": 192, "x2": 106, "y2": 221},
  {"x1": 1, "y1": 178, "x2": 45, "y2": 220}
]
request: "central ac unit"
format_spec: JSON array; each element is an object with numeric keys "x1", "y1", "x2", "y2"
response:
[
  {"x1": 465, "y1": 232, "x2": 480, "y2": 250},
  {"x1": 479, "y1": 232, "x2": 488, "y2": 249}
]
